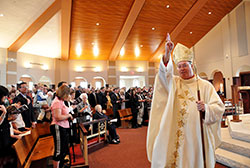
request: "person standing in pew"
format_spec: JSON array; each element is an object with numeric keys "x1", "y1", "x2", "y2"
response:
[
  {"x1": 0, "y1": 85, "x2": 20, "y2": 168},
  {"x1": 129, "y1": 88, "x2": 140, "y2": 128},
  {"x1": 13, "y1": 82, "x2": 36, "y2": 128},
  {"x1": 50, "y1": 85, "x2": 73, "y2": 168},
  {"x1": 111, "y1": 88, "x2": 122, "y2": 127}
]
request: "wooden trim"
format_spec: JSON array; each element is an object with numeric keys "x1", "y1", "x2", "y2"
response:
[
  {"x1": 109, "y1": 0, "x2": 145, "y2": 61},
  {"x1": 61, "y1": 0, "x2": 72, "y2": 61},
  {"x1": 150, "y1": 0, "x2": 209, "y2": 62},
  {"x1": 8, "y1": 0, "x2": 61, "y2": 52},
  {"x1": 240, "y1": 71, "x2": 250, "y2": 75}
]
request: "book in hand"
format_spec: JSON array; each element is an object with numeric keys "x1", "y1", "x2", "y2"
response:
[
  {"x1": 19, "y1": 130, "x2": 31, "y2": 137},
  {"x1": 109, "y1": 118, "x2": 118, "y2": 123}
]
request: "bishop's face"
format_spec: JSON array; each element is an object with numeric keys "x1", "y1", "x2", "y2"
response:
[{"x1": 177, "y1": 61, "x2": 194, "y2": 80}]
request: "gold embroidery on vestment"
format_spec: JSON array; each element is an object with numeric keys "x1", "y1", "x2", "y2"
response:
[{"x1": 168, "y1": 87, "x2": 195, "y2": 167}]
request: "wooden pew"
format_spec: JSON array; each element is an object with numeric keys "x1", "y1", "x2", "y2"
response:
[
  {"x1": 118, "y1": 108, "x2": 132, "y2": 128},
  {"x1": 12, "y1": 123, "x2": 53, "y2": 168},
  {"x1": 70, "y1": 118, "x2": 108, "y2": 168}
]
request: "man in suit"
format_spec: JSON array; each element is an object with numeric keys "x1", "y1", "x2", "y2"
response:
[
  {"x1": 110, "y1": 88, "x2": 121, "y2": 127},
  {"x1": 97, "y1": 87, "x2": 108, "y2": 110},
  {"x1": 13, "y1": 82, "x2": 36, "y2": 128},
  {"x1": 88, "y1": 87, "x2": 98, "y2": 108}
]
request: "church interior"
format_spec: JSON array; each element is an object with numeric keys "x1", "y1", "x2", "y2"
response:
[{"x1": 0, "y1": 0, "x2": 250, "y2": 167}]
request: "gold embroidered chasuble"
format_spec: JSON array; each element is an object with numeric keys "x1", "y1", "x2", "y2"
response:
[{"x1": 147, "y1": 60, "x2": 225, "y2": 168}]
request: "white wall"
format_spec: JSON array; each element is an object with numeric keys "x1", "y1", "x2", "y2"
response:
[
  {"x1": 0, "y1": 48, "x2": 7, "y2": 85},
  {"x1": 68, "y1": 60, "x2": 108, "y2": 86},
  {"x1": 194, "y1": 1, "x2": 250, "y2": 99},
  {"x1": 17, "y1": 52, "x2": 55, "y2": 84},
  {"x1": 116, "y1": 60, "x2": 148, "y2": 87}
]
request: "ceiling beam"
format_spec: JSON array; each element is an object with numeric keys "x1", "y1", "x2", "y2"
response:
[
  {"x1": 149, "y1": 0, "x2": 209, "y2": 62},
  {"x1": 109, "y1": 0, "x2": 145, "y2": 61},
  {"x1": 8, "y1": 0, "x2": 61, "y2": 52},
  {"x1": 61, "y1": 0, "x2": 72, "y2": 61}
]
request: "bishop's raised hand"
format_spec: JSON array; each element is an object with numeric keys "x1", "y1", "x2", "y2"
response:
[{"x1": 164, "y1": 33, "x2": 174, "y2": 63}]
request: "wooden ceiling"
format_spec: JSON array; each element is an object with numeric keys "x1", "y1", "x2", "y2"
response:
[
  {"x1": 69, "y1": 0, "x2": 134, "y2": 60},
  {"x1": 69, "y1": 0, "x2": 242, "y2": 61},
  {"x1": 175, "y1": 0, "x2": 242, "y2": 48}
]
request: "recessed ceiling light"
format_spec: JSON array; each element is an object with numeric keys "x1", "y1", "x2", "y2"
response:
[
  {"x1": 152, "y1": 27, "x2": 155, "y2": 30},
  {"x1": 120, "y1": 47, "x2": 125, "y2": 56},
  {"x1": 93, "y1": 44, "x2": 99, "y2": 56},
  {"x1": 76, "y1": 43, "x2": 82, "y2": 56},
  {"x1": 166, "y1": 5, "x2": 170, "y2": 8},
  {"x1": 96, "y1": 23, "x2": 100, "y2": 26},
  {"x1": 190, "y1": 32, "x2": 192, "y2": 34},
  {"x1": 140, "y1": 45, "x2": 143, "y2": 48},
  {"x1": 0, "y1": 14, "x2": 4, "y2": 17},
  {"x1": 208, "y1": 11, "x2": 212, "y2": 15},
  {"x1": 91, "y1": 42, "x2": 95, "y2": 45},
  {"x1": 135, "y1": 46, "x2": 140, "y2": 57}
]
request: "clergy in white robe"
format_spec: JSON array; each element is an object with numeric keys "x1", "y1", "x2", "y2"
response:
[{"x1": 146, "y1": 35, "x2": 225, "y2": 168}]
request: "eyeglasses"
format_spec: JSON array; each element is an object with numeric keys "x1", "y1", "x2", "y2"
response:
[{"x1": 177, "y1": 63, "x2": 190, "y2": 69}]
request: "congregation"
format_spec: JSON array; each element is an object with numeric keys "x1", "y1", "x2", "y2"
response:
[{"x1": 0, "y1": 81, "x2": 153, "y2": 167}]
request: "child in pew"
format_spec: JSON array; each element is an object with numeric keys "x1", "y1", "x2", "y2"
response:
[{"x1": 93, "y1": 105, "x2": 120, "y2": 144}]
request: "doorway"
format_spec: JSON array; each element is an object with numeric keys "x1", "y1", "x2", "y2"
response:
[{"x1": 119, "y1": 76, "x2": 145, "y2": 89}]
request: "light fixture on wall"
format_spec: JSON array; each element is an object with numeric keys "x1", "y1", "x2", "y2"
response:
[
  {"x1": 25, "y1": 62, "x2": 49, "y2": 70},
  {"x1": 42, "y1": 64, "x2": 49, "y2": 71},
  {"x1": 24, "y1": 62, "x2": 32, "y2": 69},
  {"x1": 120, "y1": 66, "x2": 144, "y2": 72},
  {"x1": 76, "y1": 66, "x2": 83, "y2": 72},
  {"x1": 94, "y1": 67, "x2": 101, "y2": 72},
  {"x1": 121, "y1": 67, "x2": 129, "y2": 72},
  {"x1": 75, "y1": 66, "x2": 102, "y2": 72},
  {"x1": 137, "y1": 67, "x2": 143, "y2": 72}
]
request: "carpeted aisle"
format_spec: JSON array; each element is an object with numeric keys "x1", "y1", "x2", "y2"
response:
[
  {"x1": 88, "y1": 126, "x2": 150, "y2": 168},
  {"x1": 88, "y1": 126, "x2": 228, "y2": 168}
]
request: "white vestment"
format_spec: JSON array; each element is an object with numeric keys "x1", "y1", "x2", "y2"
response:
[{"x1": 147, "y1": 59, "x2": 225, "y2": 168}]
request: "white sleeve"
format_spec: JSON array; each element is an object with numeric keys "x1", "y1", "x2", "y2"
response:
[
  {"x1": 158, "y1": 58, "x2": 174, "y2": 94},
  {"x1": 204, "y1": 84, "x2": 225, "y2": 124}
]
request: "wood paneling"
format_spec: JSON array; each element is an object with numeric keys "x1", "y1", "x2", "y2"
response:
[
  {"x1": 67, "y1": 0, "x2": 242, "y2": 61},
  {"x1": 109, "y1": 0, "x2": 145, "y2": 61},
  {"x1": 150, "y1": 0, "x2": 209, "y2": 61},
  {"x1": 117, "y1": 0, "x2": 196, "y2": 61},
  {"x1": 61, "y1": 0, "x2": 72, "y2": 61},
  {"x1": 175, "y1": 0, "x2": 242, "y2": 48},
  {"x1": 69, "y1": 0, "x2": 134, "y2": 60}
]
